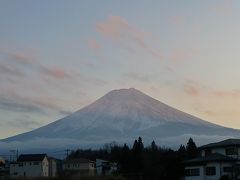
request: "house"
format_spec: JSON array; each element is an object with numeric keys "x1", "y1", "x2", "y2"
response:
[
  {"x1": 184, "y1": 139, "x2": 240, "y2": 180},
  {"x1": 96, "y1": 159, "x2": 117, "y2": 175},
  {"x1": 10, "y1": 154, "x2": 49, "y2": 178},
  {"x1": 0, "y1": 157, "x2": 9, "y2": 178},
  {"x1": 48, "y1": 157, "x2": 58, "y2": 177},
  {"x1": 0, "y1": 157, "x2": 4, "y2": 165},
  {"x1": 63, "y1": 158, "x2": 96, "y2": 177}
]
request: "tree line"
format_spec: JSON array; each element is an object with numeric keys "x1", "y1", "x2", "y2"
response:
[{"x1": 68, "y1": 137, "x2": 198, "y2": 180}]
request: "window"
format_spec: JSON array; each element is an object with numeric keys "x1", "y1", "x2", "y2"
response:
[
  {"x1": 205, "y1": 149, "x2": 212, "y2": 156},
  {"x1": 18, "y1": 163, "x2": 23, "y2": 167},
  {"x1": 223, "y1": 167, "x2": 233, "y2": 173},
  {"x1": 185, "y1": 168, "x2": 200, "y2": 176},
  {"x1": 226, "y1": 147, "x2": 238, "y2": 155},
  {"x1": 33, "y1": 162, "x2": 39, "y2": 165},
  {"x1": 206, "y1": 167, "x2": 216, "y2": 176}
]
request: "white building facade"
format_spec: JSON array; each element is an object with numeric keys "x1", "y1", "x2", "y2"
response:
[
  {"x1": 10, "y1": 154, "x2": 49, "y2": 178},
  {"x1": 96, "y1": 159, "x2": 117, "y2": 175},
  {"x1": 63, "y1": 158, "x2": 96, "y2": 177},
  {"x1": 184, "y1": 139, "x2": 240, "y2": 180}
]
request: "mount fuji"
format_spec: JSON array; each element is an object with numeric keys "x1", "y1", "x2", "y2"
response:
[{"x1": 1, "y1": 88, "x2": 240, "y2": 151}]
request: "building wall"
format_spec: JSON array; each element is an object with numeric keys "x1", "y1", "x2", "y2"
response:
[
  {"x1": 63, "y1": 162, "x2": 95, "y2": 176},
  {"x1": 202, "y1": 147, "x2": 240, "y2": 158},
  {"x1": 185, "y1": 166, "x2": 204, "y2": 180},
  {"x1": 48, "y1": 159, "x2": 57, "y2": 177},
  {"x1": 64, "y1": 162, "x2": 95, "y2": 170},
  {"x1": 212, "y1": 148, "x2": 225, "y2": 155},
  {"x1": 10, "y1": 157, "x2": 49, "y2": 178},
  {"x1": 42, "y1": 157, "x2": 49, "y2": 177},
  {"x1": 185, "y1": 162, "x2": 234, "y2": 180}
]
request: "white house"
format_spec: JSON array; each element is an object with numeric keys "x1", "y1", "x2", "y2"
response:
[
  {"x1": 10, "y1": 154, "x2": 49, "y2": 178},
  {"x1": 184, "y1": 139, "x2": 240, "y2": 180},
  {"x1": 48, "y1": 157, "x2": 58, "y2": 177},
  {"x1": 96, "y1": 159, "x2": 117, "y2": 175},
  {"x1": 0, "y1": 157, "x2": 9, "y2": 178},
  {"x1": 63, "y1": 158, "x2": 96, "y2": 177}
]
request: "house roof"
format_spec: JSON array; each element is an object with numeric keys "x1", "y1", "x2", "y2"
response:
[
  {"x1": 17, "y1": 154, "x2": 47, "y2": 162},
  {"x1": 65, "y1": 158, "x2": 94, "y2": 164},
  {"x1": 184, "y1": 153, "x2": 237, "y2": 166},
  {"x1": 200, "y1": 139, "x2": 240, "y2": 149}
]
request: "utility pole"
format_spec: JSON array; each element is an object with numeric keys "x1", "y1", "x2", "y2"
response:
[
  {"x1": 65, "y1": 149, "x2": 71, "y2": 159},
  {"x1": 10, "y1": 149, "x2": 18, "y2": 161}
]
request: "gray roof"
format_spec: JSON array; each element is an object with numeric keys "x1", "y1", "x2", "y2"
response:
[
  {"x1": 65, "y1": 158, "x2": 94, "y2": 164},
  {"x1": 17, "y1": 154, "x2": 47, "y2": 162},
  {"x1": 200, "y1": 139, "x2": 240, "y2": 149},
  {"x1": 185, "y1": 153, "x2": 236, "y2": 165}
]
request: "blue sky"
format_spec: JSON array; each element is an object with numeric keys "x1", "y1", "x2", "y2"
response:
[{"x1": 1, "y1": 0, "x2": 240, "y2": 138}]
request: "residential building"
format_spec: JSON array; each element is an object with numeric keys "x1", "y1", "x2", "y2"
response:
[
  {"x1": 10, "y1": 154, "x2": 49, "y2": 178},
  {"x1": 0, "y1": 157, "x2": 9, "y2": 178},
  {"x1": 184, "y1": 139, "x2": 240, "y2": 180},
  {"x1": 63, "y1": 158, "x2": 96, "y2": 177},
  {"x1": 96, "y1": 159, "x2": 117, "y2": 175},
  {"x1": 48, "y1": 157, "x2": 58, "y2": 177}
]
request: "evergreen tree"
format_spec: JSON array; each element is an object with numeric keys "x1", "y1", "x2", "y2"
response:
[
  {"x1": 138, "y1": 137, "x2": 144, "y2": 152},
  {"x1": 132, "y1": 139, "x2": 138, "y2": 152},
  {"x1": 186, "y1": 137, "x2": 198, "y2": 159},
  {"x1": 151, "y1": 140, "x2": 158, "y2": 151},
  {"x1": 178, "y1": 144, "x2": 186, "y2": 153}
]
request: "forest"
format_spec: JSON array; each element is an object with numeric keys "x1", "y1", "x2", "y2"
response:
[{"x1": 68, "y1": 137, "x2": 198, "y2": 180}]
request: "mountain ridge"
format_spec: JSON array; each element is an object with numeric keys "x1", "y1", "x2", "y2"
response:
[{"x1": 1, "y1": 88, "x2": 240, "y2": 150}]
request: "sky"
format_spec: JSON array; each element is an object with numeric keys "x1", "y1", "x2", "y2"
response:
[{"x1": 1, "y1": 0, "x2": 240, "y2": 138}]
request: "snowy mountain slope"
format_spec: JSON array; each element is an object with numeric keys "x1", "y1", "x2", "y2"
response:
[{"x1": 1, "y1": 88, "x2": 240, "y2": 149}]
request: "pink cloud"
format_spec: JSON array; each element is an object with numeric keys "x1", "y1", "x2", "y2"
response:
[
  {"x1": 169, "y1": 16, "x2": 185, "y2": 27},
  {"x1": 1, "y1": 48, "x2": 73, "y2": 80},
  {"x1": 0, "y1": 49, "x2": 37, "y2": 65},
  {"x1": 184, "y1": 84, "x2": 200, "y2": 96},
  {"x1": 212, "y1": 90, "x2": 240, "y2": 98},
  {"x1": 96, "y1": 15, "x2": 162, "y2": 60},
  {"x1": 183, "y1": 79, "x2": 205, "y2": 96},
  {"x1": 183, "y1": 79, "x2": 240, "y2": 100},
  {"x1": 88, "y1": 38, "x2": 101, "y2": 53},
  {"x1": 96, "y1": 16, "x2": 130, "y2": 40},
  {"x1": 13, "y1": 52, "x2": 34, "y2": 64},
  {"x1": 211, "y1": 0, "x2": 233, "y2": 16},
  {"x1": 0, "y1": 63, "x2": 25, "y2": 77},
  {"x1": 205, "y1": 110, "x2": 217, "y2": 117},
  {"x1": 170, "y1": 47, "x2": 199, "y2": 63},
  {"x1": 42, "y1": 67, "x2": 70, "y2": 79}
]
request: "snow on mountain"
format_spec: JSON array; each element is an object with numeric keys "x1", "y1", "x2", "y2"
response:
[{"x1": 1, "y1": 88, "x2": 240, "y2": 151}]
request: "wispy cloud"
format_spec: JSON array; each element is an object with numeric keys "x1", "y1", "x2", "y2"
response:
[
  {"x1": 169, "y1": 16, "x2": 185, "y2": 28},
  {"x1": 204, "y1": 110, "x2": 217, "y2": 117},
  {"x1": 183, "y1": 79, "x2": 203, "y2": 96},
  {"x1": 0, "y1": 63, "x2": 25, "y2": 77},
  {"x1": 211, "y1": 0, "x2": 233, "y2": 16},
  {"x1": 0, "y1": 97, "x2": 45, "y2": 114},
  {"x1": 124, "y1": 72, "x2": 149, "y2": 82},
  {"x1": 1, "y1": 50, "x2": 36, "y2": 65},
  {"x1": 41, "y1": 67, "x2": 70, "y2": 80},
  {"x1": 96, "y1": 15, "x2": 162, "y2": 60},
  {"x1": 0, "y1": 86, "x2": 69, "y2": 115},
  {"x1": 7, "y1": 116, "x2": 42, "y2": 130},
  {"x1": 170, "y1": 47, "x2": 199, "y2": 63},
  {"x1": 0, "y1": 49, "x2": 71, "y2": 81},
  {"x1": 96, "y1": 16, "x2": 130, "y2": 40},
  {"x1": 212, "y1": 89, "x2": 240, "y2": 98},
  {"x1": 87, "y1": 38, "x2": 101, "y2": 53},
  {"x1": 77, "y1": 73, "x2": 107, "y2": 86}
]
